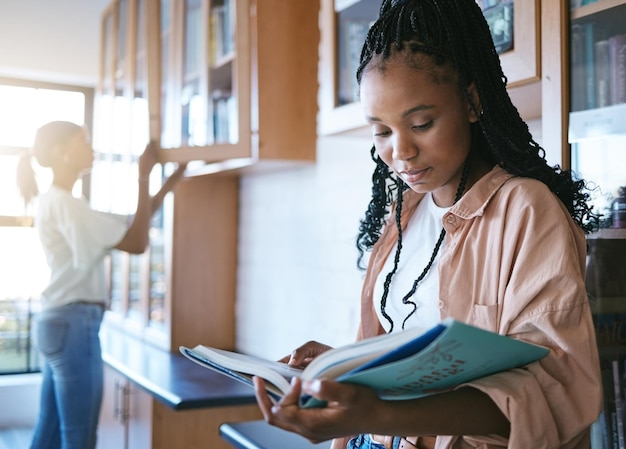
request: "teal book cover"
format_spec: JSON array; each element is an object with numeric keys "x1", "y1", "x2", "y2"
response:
[{"x1": 332, "y1": 318, "x2": 549, "y2": 401}]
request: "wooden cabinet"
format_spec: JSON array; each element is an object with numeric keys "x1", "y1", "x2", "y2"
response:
[
  {"x1": 98, "y1": 364, "x2": 153, "y2": 449},
  {"x1": 98, "y1": 364, "x2": 262, "y2": 449},
  {"x1": 158, "y1": 0, "x2": 248, "y2": 155},
  {"x1": 156, "y1": 0, "x2": 320, "y2": 169},
  {"x1": 94, "y1": 0, "x2": 180, "y2": 350},
  {"x1": 93, "y1": 0, "x2": 321, "y2": 353},
  {"x1": 318, "y1": 0, "x2": 376, "y2": 135},
  {"x1": 568, "y1": 0, "x2": 626, "y2": 216},
  {"x1": 97, "y1": 170, "x2": 239, "y2": 352},
  {"x1": 97, "y1": 331, "x2": 263, "y2": 449},
  {"x1": 94, "y1": 0, "x2": 157, "y2": 339},
  {"x1": 96, "y1": 0, "x2": 319, "y2": 167}
]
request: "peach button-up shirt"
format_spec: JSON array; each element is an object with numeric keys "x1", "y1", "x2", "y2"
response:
[{"x1": 352, "y1": 166, "x2": 601, "y2": 449}]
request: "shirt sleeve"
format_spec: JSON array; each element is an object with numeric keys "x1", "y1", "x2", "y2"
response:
[
  {"x1": 457, "y1": 184, "x2": 602, "y2": 449},
  {"x1": 56, "y1": 195, "x2": 129, "y2": 270}
]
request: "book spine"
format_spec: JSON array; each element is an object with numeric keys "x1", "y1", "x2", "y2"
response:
[
  {"x1": 591, "y1": 409, "x2": 612, "y2": 449},
  {"x1": 584, "y1": 22, "x2": 596, "y2": 110},
  {"x1": 612, "y1": 359, "x2": 625, "y2": 449},
  {"x1": 609, "y1": 34, "x2": 626, "y2": 105},
  {"x1": 570, "y1": 24, "x2": 586, "y2": 112},
  {"x1": 595, "y1": 40, "x2": 611, "y2": 109},
  {"x1": 600, "y1": 363, "x2": 618, "y2": 449}
]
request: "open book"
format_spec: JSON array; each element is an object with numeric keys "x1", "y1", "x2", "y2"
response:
[{"x1": 180, "y1": 318, "x2": 549, "y2": 408}]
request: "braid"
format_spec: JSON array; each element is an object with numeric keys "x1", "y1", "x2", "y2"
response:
[
  {"x1": 378, "y1": 181, "x2": 406, "y2": 331},
  {"x1": 356, "y1": 145, "x2": 403, "y2": 269},
  {"x1": 356, "y1": 0, "x2": 599, "y2": 269}
]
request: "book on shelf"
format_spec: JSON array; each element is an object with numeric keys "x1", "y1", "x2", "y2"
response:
[
  {"x1": 209, "y1": 0, "x2": 234, "y2": 65},
  {"x1": 591, "y1": 408, "x2": 612, "y2": 449},
  {"x1": 613, "y1": 359, "x2": 625, "y2": 449},
  {"x1": 609, "y1": 33, "x2": 626, "y2": 106},
  {"x1": 180, "y1": 318, "x2": 549, "y2": 408},
  {"x1": 584, "y1": 22, "x2": 596, "y2": 110},
  {"x1": 596, "y1": 39, "x2": 612, "y2": 109},
  {"x1": 570, "y1": 22, "x2": 626, "y2": 113},
  {"x1": 571, "y1": 23, "x2": 586, "y2": 112},
  {"x1": 593, "y1": 356, "x2": 626, "y2": 449}
]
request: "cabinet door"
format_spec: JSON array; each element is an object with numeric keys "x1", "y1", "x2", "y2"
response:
[
  {"x1": 158, "y1": 0, "x2": 319, "y2": 167},
  {"x1": 568, "y1": 3, "x2": 626, "y2": 448},
  {"x1": 126, "y1": 381, "x2": 153, "y2": 449},
  {"x1": 97, "y1": 365, "x2": 153, "y2": 449},
  {"x1": 95, "y1": 0, "x2": 171, "y2": 346},
  {"x1": 97, "y1": 365, "x2": 128, "y2": 449},
  {"x1": 568, "y1": 0, "x2": 626, "y2": 220},
  {"x1": 318, "y1": 0, "x2": 378, "y2": 135},
  {"x1": 159, "y1": 0, "x2": 251, "y2": 163}
]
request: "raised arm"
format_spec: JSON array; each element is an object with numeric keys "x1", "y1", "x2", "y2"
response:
[
  {"x1": 115, "y1": 142, "x2": 185, "y2": 254},
  {"x1": 150, "y1": 162, "x2": 187, "y2": 216}
]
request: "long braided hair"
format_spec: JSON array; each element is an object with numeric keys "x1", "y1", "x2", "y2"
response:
[{"x1": 355, "y1": 0, "x2": 599, "y2": 271}]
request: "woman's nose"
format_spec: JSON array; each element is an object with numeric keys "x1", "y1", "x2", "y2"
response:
[{"x1": 392, "y1": 133, "x2": 418, "y2": 161}]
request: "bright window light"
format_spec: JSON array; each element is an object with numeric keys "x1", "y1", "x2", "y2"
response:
[
  {"x1": 0, "y1": 85, "x2": 86, "y2": 148},
  {"x1": 0, "y1": 80, "x2": 90, "y2": 374}
]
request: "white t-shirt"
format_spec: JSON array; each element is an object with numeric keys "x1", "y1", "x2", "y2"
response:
[
  {"x1": 36, "y1": 185, "x2": 129, "y2": 310},
  {"x1": 373, "y1": 192, "x2": 450, "y2": 332}
]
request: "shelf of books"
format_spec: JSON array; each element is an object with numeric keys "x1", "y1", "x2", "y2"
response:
[
  {"x1": 159, "y1": 0, "x2": 247, "y2": 162},
  {"x1": 587, "y1": 236, "x2": 626, "y2": 449},
  {"x1": 569, "y1": 2, "x2": 626, "y2": 447},
  {"x1": 158, "y1": 0, "x2": 319, "y2": 167},
  {"x1": 569, "y1": 0, "x2": 626, "y2": 227}
]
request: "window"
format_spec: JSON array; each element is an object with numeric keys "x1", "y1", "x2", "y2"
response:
[{"x1": 0, "y1": 78, "x2": 93, "y2": 374}]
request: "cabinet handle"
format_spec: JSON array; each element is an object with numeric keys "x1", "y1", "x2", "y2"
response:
[
  {"x1": 113, "y1": 380, "x2": 131, "y2": 424},
  {"x1": 122, "y1": 383, "x2": 131, "y2": 422}
]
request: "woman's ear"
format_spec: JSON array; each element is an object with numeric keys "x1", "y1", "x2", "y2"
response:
[
  {"x1": 467, "y1": 82, "x2": 481, "y2": 123},
  {"x1": 51, "y1": 142, "x2": 70, "y2": 166}
]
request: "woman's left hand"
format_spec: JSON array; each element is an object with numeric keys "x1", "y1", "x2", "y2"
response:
[{"x1": 253, "y1": 375, "x2": 383, "y2": 443}]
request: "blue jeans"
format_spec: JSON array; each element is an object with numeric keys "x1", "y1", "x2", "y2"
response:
[
  {"x1": 30, "y1": 302, "x2": 104, "y2": 449},
  {"x1": 347, "y1": 434, "x2": 401, "y2": 449}
]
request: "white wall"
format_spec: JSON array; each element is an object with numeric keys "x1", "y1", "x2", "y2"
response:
[
  {"x1": 236, "y1": 136, "x2": 375, "y2": 358},
  {"x1": 0, "y1": 0, "x2": 109, "y2": 86}
]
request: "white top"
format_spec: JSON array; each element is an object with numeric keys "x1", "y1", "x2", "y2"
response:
[
  {"x1": 36, "y1": 185, "x2": 129, "y2": 310},
  {"x1": 374, "y1": 192, "x2": 450, "y2": 332}
]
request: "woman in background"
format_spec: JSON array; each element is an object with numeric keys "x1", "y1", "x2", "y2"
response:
[
  {"x1": 17, "y1": 120, "x2": 185, "y2": 449},
  {"x1": 253, "y1": 1, "x2": 602, "y2": 448}
]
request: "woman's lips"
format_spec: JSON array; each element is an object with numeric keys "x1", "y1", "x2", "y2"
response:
[{"x1": 401, "y1": 167, "x2": 429, "y2": 184}]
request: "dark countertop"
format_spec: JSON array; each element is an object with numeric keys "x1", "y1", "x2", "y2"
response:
[
  {"x1": 100, "y1": 325, "x2": 258, "y2": 411},
  {"x1": 220, "y1": 421, "x2": 331, "y2": 449}
]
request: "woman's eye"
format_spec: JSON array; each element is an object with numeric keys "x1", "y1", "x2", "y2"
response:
[
  {"x1": 413, "y1": 121, "x2": 433, "y2": 130},
  {"x1": 373, "y1": 129, "x2": 391, "y2": 137}
]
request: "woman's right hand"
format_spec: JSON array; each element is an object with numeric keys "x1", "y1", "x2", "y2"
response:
[
  {"x1": 279, "y1": 341, "x2": 333, "y2": 369},
  {"x1": 138, "y1": 141, "x2": 159, "y2": 179}
]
